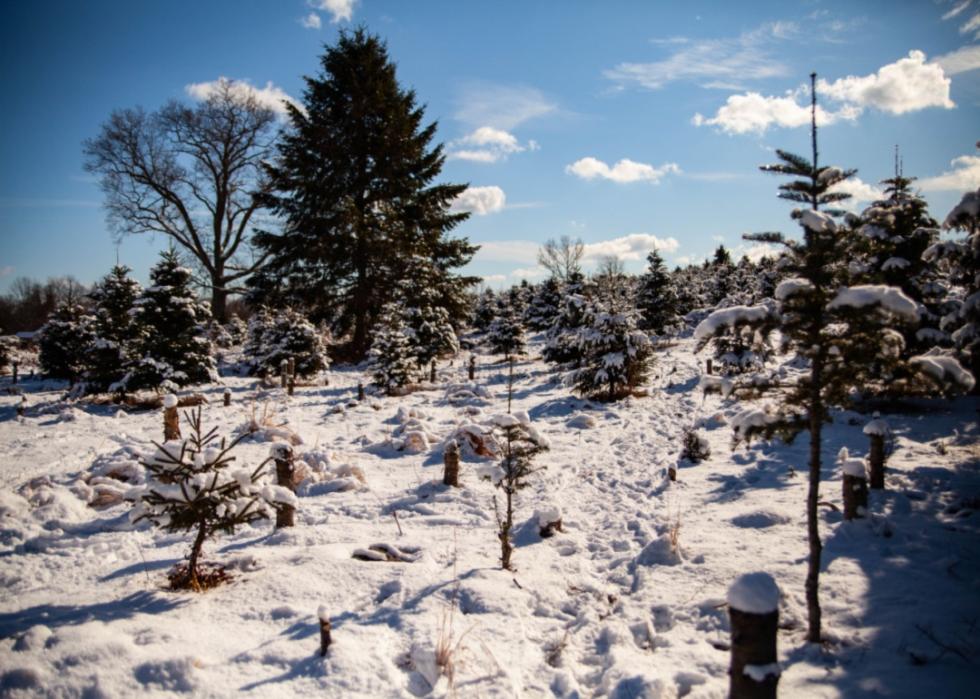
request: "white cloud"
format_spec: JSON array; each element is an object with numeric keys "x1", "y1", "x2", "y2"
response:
[
  {"x1": 734, "y1": 243, "x2": 779, "y2": 262},
  {"x1": 962, "y1": 12, "x2": 980, "y2": 37},
  {"x1": 185, "y1": 77, "x2": 304, "y2": 118},
  {"x1": 301, "y1": 12, "x2": 321, "y2": 29},
  {"x1": 919, "y1": 155, "x2": 980, "y2": 192},
  {"x1": 450, "y1": 186, "x2": 506, "y2": 216},
  {"x1": 694, "y1": 51, "x2": 952, "y2": 135},
  {"x1": 448, "y1": 127, "x2": 532, "y2": 164},
  {"x1": 606, "y1": 22, "x2": 794, "y2": 91},
  {"x1": 566, "y1": 157, "x2": 680, "y2": 184},
  {"x1": 582, "y1": 234, "x2": 680, "y2": 262},
  {"x1": 472, "y1": 241, "x2": 540, "y2": 266},
  {"x1": 692, "y1": 91, "x2": 858, "y2": 134},
  {"x1": 934, "y1": 45, "x2": 980, "y2": 75},
  {"x1": 817, "y1": 50, "x2": 953, "y2": 115},
  {"x1": 509, "y1": 266, "x2": 548, "y2": 279},
  {"x1": 482, "y1": 274, "x2": 507, "y2": 285},
  {"x1": 943, "y1": 1, "x2": 972, "y2": 21},
  {"x1": 312, "y1": 0, "x2": 355, "y2": 23},
  {"x1": 454, "y1": 84, "x2": 556, "y2": 131},
  {"x1": 828, "y1": 177, "x2": 884, "y2": 209}
]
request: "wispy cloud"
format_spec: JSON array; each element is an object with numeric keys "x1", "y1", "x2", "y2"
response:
[
  {"x1": 581, "y1": 234, "x2": 679, "y2": 261},
  {"x1": 447, "y1": 127, "x2": 538, "y2": 164},
  {"x1": 940, "y1": 0, "x2": 980, "y2": 38},
  {"x1": 934, "y1": 45, "x2": 980, "y2": 75},
  {"x1": 694, "y1": 51, "x2": 953, "y2": 135},
  {"x1": 185, "y1": 77, "x2": 304, "y2": 118},
  {"x1": 311, "y1": 0, "x2": 356, "y2": 24},
  {"x1": 605, "y1": 22, "x2": 795, "y2": 91},
  {"x1": 450, "y1": 186, "x2": 506, "y2": 215},
  {"x1": 566, "y1": 157, "x2": 680, "y2": 184},
  {"x1": 301, "y1": 12, "x2": 321, "y2": 30},
  {"x1": 919, "y1": 154, "x2": 980, "y2": 192},
  {"x1": 828, "y1": 177, "x2": 885, "y2": 210},
  {"x1": 454, "y1": 83, "x2": 556, "y2": 131}
]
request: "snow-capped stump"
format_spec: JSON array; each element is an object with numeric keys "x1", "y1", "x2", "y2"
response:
[
  {"x1": 566, "y1": 413, "x2": 596, "y2": 429},
  {"x1": 838, "y1": 448, "x2": 868, "y2": 521},
  {"x1": 271, "y1": 443, "x2": 297, "y2": 529},
  {"x1": 223, "y1": 388, "x2": 231, "y2": 407},
  {"x1": 317, "y1": 605, "x2": 332, "y2": 657},
  {"x1": 351, "y1": 542, "x2": 421, "y2": 562},
  {"x1": 863, "y1": 413, "x2": 890, "y2": 489},
  {"x1": 162, "y1": 393, "x2": 180, "y2": 441},
  {"x1": 727, "y1": 572, "x2": 780, "y2": 699},
  {"x1": 536, "y1": 506, "x2": 563, "y2": 538}
]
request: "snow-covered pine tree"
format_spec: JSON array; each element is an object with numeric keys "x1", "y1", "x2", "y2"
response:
[
  {"x1": 126, "y1": 250, "x2": 216, "y2": 391},
  {"x1": 248, "y1": 308, "x2": 330, "y2": 378},
  {"x1": 542, "y1": 273, "x2": 589, "y2": 366},
  {"x1": 38, "y1": 297, "x2": 95, "y2": 384},
  {"x1": 694, "y1": 76, "x2": 971, "y2": 643},
  {"x1": 369, "y1": 304, "x2": 419, "y2": 394},
  {"x1": 924, "y1": 185, "x2": 980, "y2": 391},
  {"x1": 708, "y1": 245, "x2": 736, "y2": 307},
  {"x1": 129, "y1": 407, "x2": 297, "y2": 590},
  {"x1": 524, "y1": 277, "x2": 562, "y2": 331},
  {"x1": 693, "y1": 301, "x2": 778, "y2": 375},
  {"x1": 472, "y1": 288, "x2": 497, "y2": 332},
  {"x1": 399, "y1": 257, "x2": 460, "y2": 369},
  {"x1": 487, "y1": 296, "x2": 527, "y2": 359},
  {"x1": 225, "y1": 314, "x2": 247, "y2": 345},
  {"x1": 573, "y1": 303, "x2": 652, "y2": 401},
  {"x1": 637, "y1": 250, "x2": 680, "y2": 334},
  {"x1": 0, "y1": 332, "x2": 12, "y2": 375},
  {"x1": 85, "y1": 265, "x2": 143, "y2": 393},
  {"x1": 849, "y1": 167, "x2": 945, "y2": 355}
]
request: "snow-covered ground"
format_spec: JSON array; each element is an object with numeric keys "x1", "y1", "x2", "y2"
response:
[{"x1": 1, "y1": 336, "x2": 978, "y2": 697}]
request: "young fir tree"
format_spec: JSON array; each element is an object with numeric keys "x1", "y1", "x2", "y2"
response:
[
  {"x1": 369, "y1": 305, "x2": 419, "y2": 394},
  {"x1": 637, "y1": 250, "x2": 680, "y2": 334},
  {"x1": 483, "y1": 415, "x2": 547, "y2": 570},
  {"x1": 693, "y1": 75, "x2": 969, "y2": 643},
  {"x1": 487, "y1": 297, "x2": 527, "y2": 360},
  {"x1": 246, "y1": 308, "x2": 331, "y2": 378},
  {"x1": 251, "y1": 28, "x2": 477, "y2": 358},
  {"x1": 126, "y1": 250, "x2": 216, "y2": 390},
  {"x1": 472, "y1": 288, "x2": 498, "y2": 332},
  {"x1": 574, "y1": 303, "x2": 653, "y2": 401},
  {"x1": 542, "y1": 273, "x2": 589, "y2": 366},
  {"x1": 524, "y1": 277, "x2": 562, "y2": 331},
  {"x1": 85, "y1": 265, "x2": 143, "y2": 393},
  {"x1": 924, "y1": 185, "x2": 980, "y2": 391},
  {"x1": 708, "y1": 244, "x2": 737, "y2": 307},
  {"x1": 38, "y1": 297, "x2": 95, "y2": 384},
  {"x1": 130, "y1": 407, "x2": 297, "y2": 590},
  {"x1": 693, "y1": 301, "x2": 778, "y2": 375}
]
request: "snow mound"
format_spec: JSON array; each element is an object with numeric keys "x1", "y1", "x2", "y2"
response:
[{"x1": 566, "y1": 413, "x2": 596, "y2": 429}]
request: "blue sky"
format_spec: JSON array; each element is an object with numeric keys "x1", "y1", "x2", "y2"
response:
[{"x1": 1, "y1": 0, "x2": 979, "y2": 293}]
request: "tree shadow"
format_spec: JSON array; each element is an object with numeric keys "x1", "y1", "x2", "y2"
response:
[{"x1": 0, "y1": 591, "x2": 185, "y2": 638}]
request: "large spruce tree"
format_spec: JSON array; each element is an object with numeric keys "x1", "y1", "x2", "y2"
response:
[{"x1": 252, "y1": 28, "x2": 477, "y2": 358}]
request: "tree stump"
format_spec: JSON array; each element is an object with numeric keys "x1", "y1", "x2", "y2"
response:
[
  {"x1": 728, "y1": 572, "x2": 780, "y2": 699},
  {"x1": 864, "y1": 415, "x2": 888, "y2": 490},
  {"x1": 223, "y1": 388, "x2": 231, "y2": 407},
  {"x1": 842, "y1": 471, "x2": 868, "y2": 521},
  {"x1": 668, "y1": 466, "x2": 677, "y2": 482},
  {"x1": 538, "y1": 509, "x2": 563, "y2": 538},
  {"x1": 318, "y1": 606, "x2": 332, "y2": 657},
  {"x1": 468, "y1": 356, "x2": 475, "y2": 380},
  {"x1": 272, "y1": 444, "x2": 296, "y2": 528},
  {"x1": 706, "y1": 358, "x2": 713, "y2": 375},
  {"x1": 163, "y1": 395, "x2": 181, "y2": 441},
  {"x1": 16, "y1": 396, "x2": 26, "y2": 418},
  {"x1": 357, "y1": 382, "x2": 364, "y2": 401},
  {"x1": 287, "y1": 357, "x2": 295, "y2": 381},
  {"x1": 11, "y1": 362, "x2": 17, "y2": 385},
  {"x1": 280, "y1": 360, "x2": 288, "y2": 389},
  {"x1": 287, "y1": 377, "x2": 295, "y2": 397},
  {"x1": 430, "y1": 360, "x2": 436, "y2": 383},
  {"x1": 443, "y1": 440, "x2": 460, "y2": 487}
]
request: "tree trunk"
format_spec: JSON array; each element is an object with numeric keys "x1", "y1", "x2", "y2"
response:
[
  {"x1": 805, "y1": 362, "x2": 824, "y2": 643},
  {"x1": 729, "y1": 607, "x2": 779, "y2": 699},
  {"x1": 210, "y1": 283, "x2": 228, "y2": 324},
  {"x1": 164, "y1": 406, "x2": 181, "y2": 441},
  {"x1": 868, "y1": 434, "x2": 885, "y2": 490},
  {"x1": 357, "y1": 382, "x2": 364, "y2": 401},
  {"x1": 500, "y1": 489, "x2": 514, "y2": 570},
  {"x1": 184, "y1": 520, "x2": 208, "y2": 591}
]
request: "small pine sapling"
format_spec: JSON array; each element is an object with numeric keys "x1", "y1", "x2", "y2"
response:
[
  {"x1": 680, "y1": 428, "x2": 711, "y2": 464},
  {"x1": 483, "y1": 415, "x2": 547, "y2": 570},
  {"x1": 129, "y1": 407, "x2": 298, "y2": 590}
]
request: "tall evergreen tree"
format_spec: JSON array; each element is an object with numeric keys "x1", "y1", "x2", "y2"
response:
[
  {"x1": 252, "y1": 28, "x2": 478, "y2": 358},
  {"x1": 637, "y1": 250, "x2": 679, "y2": 333},
  {"x1": 126, "y1": 250, "x2": 216, "y2": 390},
  {"x1": 85, "y1": 265, "x2": 143, "y2": 393}
]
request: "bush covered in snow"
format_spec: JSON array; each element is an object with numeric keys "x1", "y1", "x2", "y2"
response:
[{"x1": 244, "y1": 307, "x2": 330, "y2": 378}]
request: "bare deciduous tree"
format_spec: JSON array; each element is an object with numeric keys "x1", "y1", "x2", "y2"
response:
[
  {"x1": 83, "y1": 79, "x2": 278, "y2": 321},
  {"x1": 537, "y1": 236, "x2": 584, "y2": 282}
]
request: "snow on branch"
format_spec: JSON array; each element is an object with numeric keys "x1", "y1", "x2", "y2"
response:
[{"x1": 826, "y1": 285, "x2": 919, "y2": 321}]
